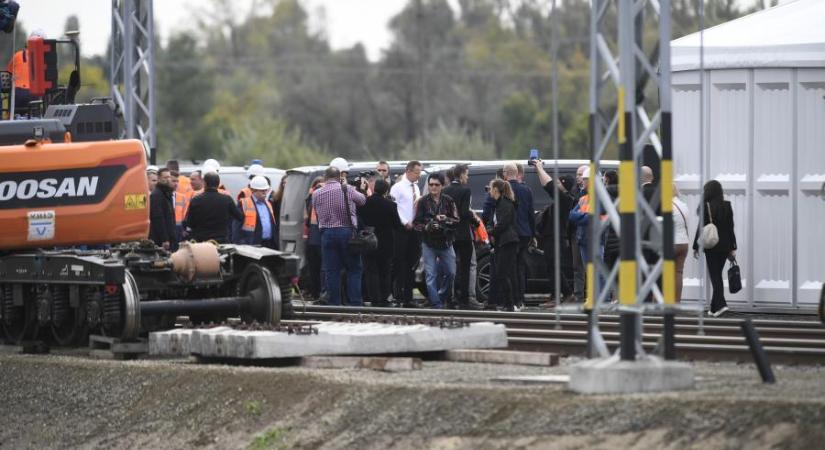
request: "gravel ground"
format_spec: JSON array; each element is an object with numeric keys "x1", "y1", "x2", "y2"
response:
[{"x1": 1, "y1": 351, "x2": 824, "y2": 450}]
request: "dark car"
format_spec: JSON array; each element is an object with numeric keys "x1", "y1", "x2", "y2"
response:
[{"x1": 423, "y1": 160, "x2": 618, "y2": 303}]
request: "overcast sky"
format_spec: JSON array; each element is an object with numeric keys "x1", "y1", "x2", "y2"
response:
[{"x1": 15, "y1": 0, "x2": 777, "y2": 60}]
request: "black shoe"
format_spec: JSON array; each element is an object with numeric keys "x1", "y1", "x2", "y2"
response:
[
  {"x1": 463, "y1": 299, "x2": 484, "y2": 310},
  {"x1": 401, "y1": 302, "x2": 418, "y2": 309}
]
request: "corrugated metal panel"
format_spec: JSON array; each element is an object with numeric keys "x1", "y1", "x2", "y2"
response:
[
  {"x1": 796, "y1": 69, "x2": 825, "y2": 305},
  {"x1": 753, "y1": 69, "x2": 793, "y2": 303},
  {"x1": 709, "y1": 70, "x2": 749, "y2": 303},
  {"x1": 671, "y1": 72, "x2": 704, "y2": 301}
]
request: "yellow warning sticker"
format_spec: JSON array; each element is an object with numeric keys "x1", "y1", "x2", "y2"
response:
[{"x1": 124, "y1": 194, "x2": 147, "y2": 210}]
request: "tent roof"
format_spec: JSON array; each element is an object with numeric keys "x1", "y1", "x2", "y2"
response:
[{"x1": 671, "y1": 0, "x2": 825, "y2": 71}]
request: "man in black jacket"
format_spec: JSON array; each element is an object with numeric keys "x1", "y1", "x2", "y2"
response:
[
  {"x1": 359, "y1": 179, "x2": 403, "y2": 306},
  {"x1": 414, "y1": 173, "x2": 459, "y2": 309},
  {"x1": 535, "y1": 161, "x2": 576, "y2": 303},
  {"x1": 503, "y1": 163, "x2": 535, "y2": 310},
  {"x1": 149, "y1": 168, "x2": 177, "y2": 250},
  {"x1": 184, "y1": 172, "x2": 244, "y2": 243},
  {"x1": 443, "y1": 164, "x2": 483, "y2": 310}
]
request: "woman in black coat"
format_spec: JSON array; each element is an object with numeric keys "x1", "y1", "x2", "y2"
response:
[
  {"x1": 488, "y1": 179, "x2": 520, "y2": 311},
  {"x1": 358, "y1": 179, "x2": 403, "y2": 306},
  {"x1": 693, "y1": 180, "x2": 737, "y2": 317}
]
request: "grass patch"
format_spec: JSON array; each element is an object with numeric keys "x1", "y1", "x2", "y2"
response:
[
  {"x1": 244, "y1": 400, "x2": 263, "y2": 416},
  {"x1": 247, "y1": 427, "x2": 287, "y2": 450}
]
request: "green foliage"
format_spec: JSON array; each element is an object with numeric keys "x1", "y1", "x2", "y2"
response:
[
  {"x1": 18, "y1": 0, "x2": 757, "y2": 168},
  {"x1": 401, "y1": 121, "x2": 496, "y2": 161},
  {"x1": 246, "y1": 427, "x2": 287, "y2": 450}
]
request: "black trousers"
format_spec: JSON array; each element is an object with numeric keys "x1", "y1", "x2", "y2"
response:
[
  {"x1": 305, "y1": 244, "x2": 323, "y2": 299},
  {"x1": 364, "y1": 251, "x2": 392, "y2": 305},
  {"x1": 543, "y1": 236, "x2": 573, "y2": 297},
  {"x1": 495, "y1": 242, "x2": 518, "y2": 310},
  {"x1": 516, "y1": 237, "x2": 530, "y2": 306},
  {"x1": 705, "y1": 251, "x2": 729, "y2": 313},
  {"x1": 453, "y1": 240, "x2": 473, "y2": 305},
  {"x1": 393, "y1": 228, "x2": 421, "y2": 304}
]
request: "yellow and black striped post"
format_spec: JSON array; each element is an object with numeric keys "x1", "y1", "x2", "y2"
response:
[{"x1": 617, "y1": 0, "x2": 638, "y2": 361}]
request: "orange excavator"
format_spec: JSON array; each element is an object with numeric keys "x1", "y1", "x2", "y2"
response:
[{"x1": 0, "y1": 30, "x2": 297, "y2": 347}]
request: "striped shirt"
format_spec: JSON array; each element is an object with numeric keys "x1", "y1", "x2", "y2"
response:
[{"x1": 311, "y1": 180, "x2": 366, "y2": 229}]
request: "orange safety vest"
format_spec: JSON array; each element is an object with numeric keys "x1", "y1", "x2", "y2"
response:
[
  {"x1": 7, "y1": 50, "x2": 30, "y2": 89},
  {"x1": 474, "y1": 220, "x2": 489, "y2": 243},
  {"x1": 237, "y1": 186, "x2": 252, "y2": 202},
  {"x1": 240, "y1": 196, "x2": 275, "y2": 232},
  {"x1": 176, "y1": 175, "x2": 192, "y2": 195},
  {"x1": 174, "y1": 192, "x2": 188, "y2": 225}
]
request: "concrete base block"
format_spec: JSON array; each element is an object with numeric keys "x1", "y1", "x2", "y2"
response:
[
  {"x1": 445, "y1": 349, "x2": 558, "y2": 366},
  {"x1": 149, "y1": 329, "x2": 194, "y2": 356},
  {"x1": 301, "y1": 356, "x2": 422, "y2": 372},
  {"x1": 149, "y1": 322, "x2": 507, "y2": 360},
  {"x1": 568, "y1": 354, "x2": 694, "y2": 394}
]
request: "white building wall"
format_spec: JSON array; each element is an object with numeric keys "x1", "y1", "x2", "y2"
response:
[{"x1": 671, "y1": 67, "x2": 825, "y2": 310}]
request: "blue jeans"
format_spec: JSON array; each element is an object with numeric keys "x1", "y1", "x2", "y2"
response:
[
  {"x1": 422, "y1": 244, "x2": 456, "y2": 308},
  {"x1": 321, "y1": 227, "x2": 363, "y2": 306}
]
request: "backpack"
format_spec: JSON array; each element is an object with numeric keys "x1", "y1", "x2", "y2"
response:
[{"x1": 700, "y1": 202, "x2": 719, "y2": 249}]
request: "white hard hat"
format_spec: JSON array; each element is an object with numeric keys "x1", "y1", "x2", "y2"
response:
[
  {"x1": 582, "y1": 167, "x2": 591, "y2": 179},
  {"x1": 202, "y1": 158, "x2": 220, "y2": 174},
  {"x1": 29, "y1": 30, "x2": 46, "y2": 39},
  {"x1": 330, "y1": 157, "x2": 349, "y2": 172},
  {"x1": 146, "y1": 165, "x2": 159, "y2": 174},
  {"x1": 249, "y1": 175, "x2": 270, "y2": 191},
  {"x1": 247, "y1": 163, "x2": 264, "y2": 178}
]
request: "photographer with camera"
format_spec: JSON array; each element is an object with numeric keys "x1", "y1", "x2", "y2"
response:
[{"x1": 413, "y1": 173, "x2": 459, "y2": 309}]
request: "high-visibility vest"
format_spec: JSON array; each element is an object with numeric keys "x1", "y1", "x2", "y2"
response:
[
  {"x1": 7, "y1": 50, "x2": 30, "y2": 89},
  {"x1": 240, "y1": 196, "x2": 275, "y2": 233},
  {"x1": 176, "y1": 175, "x2": 192, "y2": 195},
  {"x1": 174, "y1": 192, "x2": 188, "y2": 225},
  {"x1": 237, "y1": 186, "x2": 252, "y2": 202}
]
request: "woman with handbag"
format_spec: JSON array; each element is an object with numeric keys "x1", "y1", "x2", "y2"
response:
[
  {"x1": 487, "y1": 179, "x2": 520, "y2": 312},
  {"x1": 692, "y1": 180, "x2": 737, "y2": 317},
  {"x1": 672, "y1": 184, "x2": 690, "y2": 302}
]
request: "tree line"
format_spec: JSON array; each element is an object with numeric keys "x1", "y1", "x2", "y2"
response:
[{"x1": 6, "y1": 0, "x2": 762, "y2": 168}]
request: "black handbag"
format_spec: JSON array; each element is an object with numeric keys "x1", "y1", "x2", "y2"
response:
[
  {"x1": 341, "y1": 183, "x2": 378, "y2": 254},
  {"x1": 728, "y1": 259, "x2": 742, "y2": 294}
]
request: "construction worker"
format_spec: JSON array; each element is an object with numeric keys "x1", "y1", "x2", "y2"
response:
[
  {"x1": 237, "y1": 163, "x2": 265, "y2": 202},
  {"x1": 237, "y1": 175, "x2": 278, "y2": 249},
  {"x1": 167, "y1": 160, "x2": 191, "y2": 196},
  {"x1": 170, "y1": 170, "x2": 189, "y2": 242}
]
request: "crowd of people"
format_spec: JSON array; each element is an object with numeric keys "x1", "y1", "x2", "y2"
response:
[
  {"x1": 145, "y1": 157, "x2": 737, "y2": 317},
  {"x1": 145, "y1": 159, "x2": 286, "y2": 252}
]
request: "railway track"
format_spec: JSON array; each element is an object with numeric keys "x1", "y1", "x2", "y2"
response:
[{"x1": 292, "y1": 304, "x2": 825, "y2": 364}]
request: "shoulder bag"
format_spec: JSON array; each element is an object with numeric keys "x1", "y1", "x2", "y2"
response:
[
  {"x1": 700, "y1": 202, "x2": 719, "y2": 249},
  {"x1": 341, "y1": 183, "x2": 378, "y2": 254}
]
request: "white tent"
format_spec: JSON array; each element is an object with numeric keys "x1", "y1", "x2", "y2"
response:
[
  {"x1": 672, "y1": 0, "x2": 825, "y2": 71},
  {"x1": 670, "y1": 0, "x2": 825, "y2": 311}
]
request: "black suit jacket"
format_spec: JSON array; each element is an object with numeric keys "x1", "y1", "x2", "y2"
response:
[
  {"x1": 184, "y1": 189, "x2": 244, "y2": 243},
  {"x1": 149, "y1": 187, "x2": 175, "y2": 246},
  {"x1": 358, "y1": 194, "x2": 403, "y2": 255},
  {"x1": 693, "y1": 200, "x2": 737, "y2": 254},
  {"x1": 490, "y1": 197, "x2": 519, "y2": 247},
  {"x1": 443, "y1": 181, "x2": 476, "y2": 241}
]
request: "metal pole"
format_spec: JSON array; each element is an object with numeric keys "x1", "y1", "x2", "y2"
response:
[
  {"x1": 659, "y1": 0, "x2": 676, "y2": 359},
  {"x1": 550, "y1": 0, "x2": 562, "y2": 331},
  {"x1": 618, "y1": 0, "x2": 638, "y2": 361}
]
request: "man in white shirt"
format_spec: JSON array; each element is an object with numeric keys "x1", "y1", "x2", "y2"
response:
[{"x1": 390, "y1": 160, "x2": 422, "y2": 307}]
